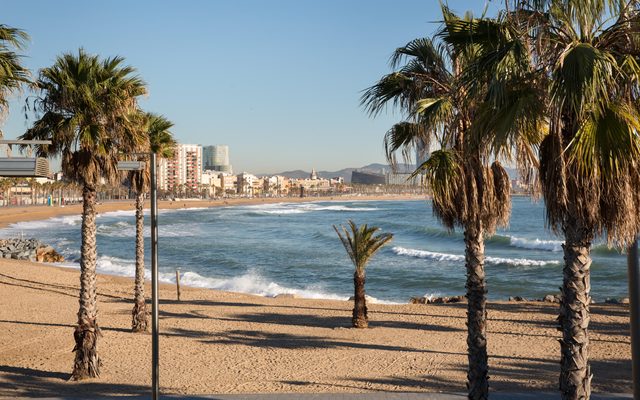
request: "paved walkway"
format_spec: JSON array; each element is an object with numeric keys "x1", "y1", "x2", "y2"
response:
[{"x1": 24, "y1": 392, "x2": 633, "y2": 400}]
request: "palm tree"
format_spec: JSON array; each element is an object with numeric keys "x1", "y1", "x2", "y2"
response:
[
  {"x1": 0, "y1": 24, "x2": 30, "y2": 126},
  {"x1": 20, "y1": 49, "x2": 146, "y2": 380},
  {"x1": 447, "y1": 1, "x2": 640, "y2": 397},
  {"x1": 333, "y1": 220, "x2": 393, "y2": 328},
  {"x1": 523, "y1": 2, "x2": 640, "y2": 397},
  {"x1": 129, "y1": 111, "x2": 176, "y2": 332},
  {"x1": 361, "y1": 6, "x2": 540, "y2": 399}
]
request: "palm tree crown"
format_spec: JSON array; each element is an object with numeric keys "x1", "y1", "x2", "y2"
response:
[
  {"x1": 22, "y1": 48, "x2": 147, "y2": 187},
  {"x1": 0, "y1": 24, "x2": 30, "y2": 125},
  {"x1": 334, "y1": 220, "x2": 393, "y2": 273}
]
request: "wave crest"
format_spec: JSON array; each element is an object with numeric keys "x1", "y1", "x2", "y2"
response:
[{"x1": 391, "y1": 246, "x2": 559, "y2": 267}]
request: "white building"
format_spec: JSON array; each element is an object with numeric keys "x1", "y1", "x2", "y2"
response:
[
  {"x1": 158, "y1": 143, "x2": 203, "y2": 192},
  {"x1": 237, "y1": 172, "x2": 257, "y2": 196}
]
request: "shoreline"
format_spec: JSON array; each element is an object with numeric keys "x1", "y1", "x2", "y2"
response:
[
  {"x1": 0, "y1": 193, "x2": 426, "y2": 304},
  {"x1": 0, "y1": 195, "x2": 628, "y2": 305},
  {"x1": 0, "y1": 194, "x2": 424, "y2": 229}
]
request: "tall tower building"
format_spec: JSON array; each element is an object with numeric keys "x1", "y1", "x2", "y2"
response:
[
  {"x1": 415, "y1": 138, "x2": 430, "y2": 170},
  {"x1": 203, "y1": 145, "x2": 231, "y2": 173}
]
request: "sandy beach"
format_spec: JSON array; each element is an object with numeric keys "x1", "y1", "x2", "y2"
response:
[{"x1": 0, "y1": 199, "x2": 632, "y2": 397}]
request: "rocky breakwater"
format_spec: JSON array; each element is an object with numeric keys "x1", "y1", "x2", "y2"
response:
[{"x1": 0, "y1": 238, "x2": 64, "y2": 262}]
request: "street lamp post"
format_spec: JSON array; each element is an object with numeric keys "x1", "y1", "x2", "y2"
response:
[
  {"x1": 118, "y1": 152, "x2": 159, "y2": 400},
  {"x1": 629, "y1": 238, "x2": 640, "y2": 399},
  {"x1": 150, "y1": 152, "x2": 159, "y2": 400}
]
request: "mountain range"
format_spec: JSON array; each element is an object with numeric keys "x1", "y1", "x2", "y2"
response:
[
  {"x1": 262, "y1": 163, "x2": 416, "y2": 183},
  {"x1": 262, "y1": 163, "x2": 519, "y2": 183}
]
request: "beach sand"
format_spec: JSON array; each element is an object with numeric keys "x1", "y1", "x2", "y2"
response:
[{"x1": 0, "y1": 199, "x2": 632, "y2": 397}]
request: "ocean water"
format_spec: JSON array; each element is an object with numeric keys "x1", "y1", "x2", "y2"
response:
[{"x1": 0, "y1": 197, "x2": 630, "y2": 303}]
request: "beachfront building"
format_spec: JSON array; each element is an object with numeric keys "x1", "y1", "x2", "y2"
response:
[
  {"x1": 288, "y1": 176, "x2": 331, "y2": 195},
  {"x1": 236, "y1": 172, "x2": 258, "y2": 196},
  {"x1": 264, "y1": 175, "x2": 289, "y2": 196},
  {"x1": 201, "y1": 170, "x2": 223, "y2": 197},
  {"x1": 158, "y1": 143, "x2": 203, "y2": 194},
  {"x1": 219, "y1": 173, "x2": 237, "y2": 195},
  {"x1": 203, "y1": 144, "x2": 232, "y2": 173}
]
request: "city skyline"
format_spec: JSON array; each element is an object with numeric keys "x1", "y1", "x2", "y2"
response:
[{"x1": 1, "y1": 1, "x2": 499, "y2": 173}]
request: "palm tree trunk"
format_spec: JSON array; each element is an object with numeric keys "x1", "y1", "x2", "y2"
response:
[
  {"x1": 132, "y1": 191, "x2": 148, "y2": 332},
  {"x1": 71, "y1": 184, "x2": 101, "y2": 380},
  {"x1": 352, "y1": 270, "x2": 368, "y2": 328},
  {"x1": 464, "y1": 223, "x2": 488, "y2": 400},
  {"x1": 559, "y1": 223, "x2": 592, "y2": 400}
]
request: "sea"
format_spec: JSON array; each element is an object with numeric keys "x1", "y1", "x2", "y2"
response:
[{"x1": 0, "y1": 197, "x2": 630, "y2": 303}]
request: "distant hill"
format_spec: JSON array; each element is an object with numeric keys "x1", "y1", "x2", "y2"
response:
[{"x1": 262, "y1": 163, "x2": 415, "y2": 183}]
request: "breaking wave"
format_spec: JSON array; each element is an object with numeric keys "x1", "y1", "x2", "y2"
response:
[{"x1": 391, "y1": 246, "x2": 560, "y2": 267}]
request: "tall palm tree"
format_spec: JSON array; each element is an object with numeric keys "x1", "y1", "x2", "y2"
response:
[
  {"x1": 20, "y1": 49, "x2": 146, "y2": 380},
  {"x1": 129, "y1": 111, "x2": 176, "y2": 332},
  {"x1": 361, "y1": 6, "x2": 540, "y2": 399},
  {"x1": 523, "y1": 2, "x2": 640, "y2": 398},
  {"x1": 334, "y1": 220, "x2": 393, "y2": 328},
  {"x1": 0, "y1": 24, "x2": 30, "y2": 127},
  {"x1": 448, "y1": 1, "x2": 640, "y2": 397}
]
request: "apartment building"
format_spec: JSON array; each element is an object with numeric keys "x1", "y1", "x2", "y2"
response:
[{"x1": 158, "y1": 143, "x2": 203, "y2": 192}]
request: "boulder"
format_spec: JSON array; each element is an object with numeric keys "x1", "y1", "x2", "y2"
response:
[
  {"x1": 35, "y1": 245, "x2": 64, "y2": 263},
  {"x1": 509, "y1": 296, "x2": 527, "y2": 302},
  {"x1": 620, "y1": 297, "x2": 630, "y2": 305},
  {"x1": 411, "y1": 295, "x2": 465, "y2": 304},
  {"x1": 539, "y1": 294, "x2": 562, "y2": 303}
]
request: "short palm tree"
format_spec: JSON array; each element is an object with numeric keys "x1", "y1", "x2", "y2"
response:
[
  {"x1": 334, "y1": 220, "x2": 392, "y2": 328},
  {"x1": 361, "y1": 6, "x2": 540, "y2": 399},
  {"x1": 129, "y1": 111, "x2": 176, "y2": 332},
  {"x1": 20, "y1": 49, "x2": 146, "y2": 379},
  {"x1": 0, "y1": 24, "x2": 30, "y2": 125}
]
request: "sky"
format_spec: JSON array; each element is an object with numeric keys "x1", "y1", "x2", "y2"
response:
[{"x1": 2, "y1": 0, "x2": 500, "y2": 174}]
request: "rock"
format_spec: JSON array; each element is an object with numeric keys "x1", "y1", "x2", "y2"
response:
[
  {"x1": 509, "y1": 296, "x2": 527, "y2": 302},
  {"x1": 0, "y1": 238, "x2": 63, "y2": 262},
  {"x1": 605, "y1": 297, "x2": 630, "y2": 305},
  {"x1": 410, "y1": 295, "x2": 465, "y2": 305},
  {"x1": 539, "y1": 294, "x2": 561, "y2": 303},
  {"x1": 448, "y1": 295, "x2": 465, "y2": 303}
]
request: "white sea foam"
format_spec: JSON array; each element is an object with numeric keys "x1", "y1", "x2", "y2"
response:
[
  {"x1": 97, "y1": 209, "x2": 135, "y2": 218},
  {"x1": 50, "y1": 254, "x2": 358, "y2": 302},
  {"x1": 508, "y1": 236, "x2": 563, "y2": 252},
  {"x1": 178, "y1": 270, "x2": 349, "y2": 300},
  {"x1": 391, "y1": 246, "x2": 560, "y2": 267},
  {"x1": 243, "y1": 202, "x2": 379, "y2": 215},
  {"x1": 4, "y1": 214, "x2": 82, "y2": 232},
  {"x1": 95, "y1": 222, "x2": 198, "y2": 238}
]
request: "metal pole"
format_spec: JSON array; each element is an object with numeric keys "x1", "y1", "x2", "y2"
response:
[
  {"x1": 628, "y1": 237, "x2": 640, "y2": 400},
  {"x1": 150, "y1": 152, "x2": 159, "y2": 400},
  {"x1": 175, "y1": 269, "x2": 181, "y2": 301}
]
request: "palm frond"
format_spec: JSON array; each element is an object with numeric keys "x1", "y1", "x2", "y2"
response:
[
  {"x1": 383, "y1": 122, "x2": 426, "y2": 169},
  {"x1": 567, "y1": 101, "x2": 640, "y2": 177},
  {"x1": 334, "y1": 220, "x2": 393, "y2": 273}
]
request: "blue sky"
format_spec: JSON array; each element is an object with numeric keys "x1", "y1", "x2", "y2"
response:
[{"x1": 2, "y1": 0, "x2": 499, "y2": 174}]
